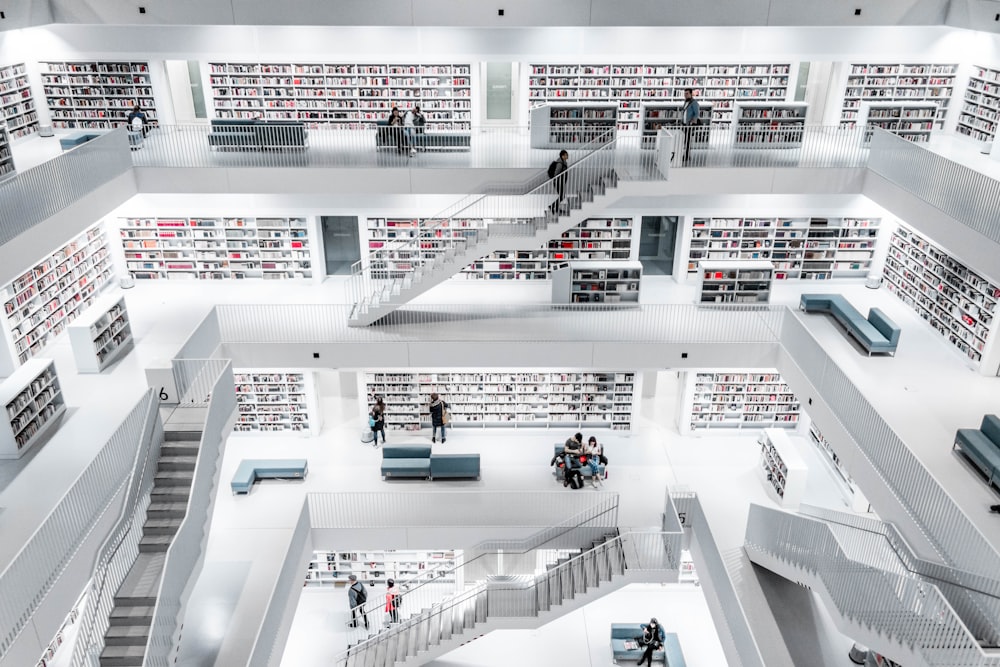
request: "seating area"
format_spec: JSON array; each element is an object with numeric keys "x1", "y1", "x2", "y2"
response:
[
  {"x1": 610, "y1": 624, "x2": 686, "y2": 665},
  {"x1": 380, "y1": 445, "x2": 481, "y2": 480},
  {"x1": 374, "y1": 122, "x2": 471, "y2": 151},
  {"x1": 954, "y1": 414, "x2": 1000, "y2": 490},
  {"x1": 799, "y1": 293, "x2": 901, "y2": 356},
  {"x1": 231, "y1": 458, "x2": 308, "y2": 494},
  {"x1": 59, "y1": 132, "x2": 101, "y2": 150},
  {"x1": 551, "y1": 444, "x2": 606, "y2": 480},
  {"x1": 207, "y1": 119, "x2": 308, "y2": 150}
]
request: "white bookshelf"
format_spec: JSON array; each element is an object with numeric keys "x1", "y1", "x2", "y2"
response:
[
  {"x1": 696, "y1": 261, "x2": 774, "y2": 305},
  {"x1": 40, "y1": 60, "x2": 157, "y2": 130},
  {"x1": 0, "y1": 63, "x2": 38, "y2": 140},
  {"x1": 732, "y1": 102, "x2": 808, "y2": 148},
  {"x1": 687, "y1": 216, "x2": 880, "y2": 281},
  {"x1": 860, "y1": 101, "x2": 937, "y2": 144},
  {"x1": 682, "y1": 370, "x2": 802, "y2": 433},
  {"x1": 233, "y1": 370, "x2": 319, "y2": 435},
  {"x1": 120, "y1": 216, "x2": 312, "y2": 280},
  {"x1": 883, "y1": 224, "x2": 999, "y2": 369},
  {"x1": 1, "y1": 225, "x2": 113, "y2": 371},
  {"x1": 641, "y1": 103, "x2": 712, "y2": 147},
  {"x1": 528, "y1": 63, "x2": 791, "y2": 129},
  {"x1": 957, "y1": 65, "x2": 1000, "y2": 143},
  {"x1": 67, "y1": 293, "x2": 133, "y2": 374},
  {"x1": 207, "y1": 62, "x2": 472, "y2": 130},
  {"x1": 840, "y1": 62, "x2": 956, "y2": 130},
  {"x1": 529, "y1": 103, "x2": 618, "y2": 148},
  {"x1": 365, "y1": 370, "x2": 637, "y2": 431},
  {"x1": 808, "y1": 421, "x2": 870, "y2": 512},
  {"x1": 0, "y1": 359, "x2": 66, "y2": 459},
  {"x1": 0, "y1": 123, "x2": 13, "y2": 180},
  {"x1": 305, "y1": 549, "x2": 462, "y2": 588},
  {"x1": 759, "y1": 428, "x2": 808, "y2": 509},
  {"x1": 551, "y1": 260, "x2": 642, "y2": 305}
]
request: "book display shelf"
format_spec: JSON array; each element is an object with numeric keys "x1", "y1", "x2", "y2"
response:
[
  {"x1": 641, "y1": 103, "x2": 712, "y2": 147},
  {"x1": 0, "y1": 62, "x2": 38, "y2": 140},
  {"x1": 528, "y1": 63, "x2": 791, "y2": 129},
  {"x1": 550, "y1": 260, "x2": 642, "y2": 305},
  {"x1": 233, "y1": 370, "x2": 319, "y2": 435},
  {"x1": 366, "y1": 217, "x2": 634, "y2": 281},
  {"x1": 839, "y1": 63, "x2": 957, "y2": 130},
  {"x1": 883, "y1": 224, "x2": 1000, "y2": 368},
  {"x1": 305, "y1": 549, "x2": 462, "y2": 588},
  {"x1": 808, "y1": 421, "x2": 870, "y2": 512},
  {"x1": 207, "y1": 62, "x2": 472, "y2": 130},
  {"x1": 0, "y1": 359, "x2": 65, "y2": 459},
  {"x1": 67, "y1": 292, "x2": 133, "y2": 373},
  {"x1": 687, "y1": 216, "x2": 880, "y2": 281},
  {"x1": 0, "y1": 123, "x2": 13, "y2": 180},
  {"x1": 121, "y1": 216, "x2": 312, "y2": 280},
  {"x1": 0, "y1": 225, "x2": 112, "y2": 372},
  {"x1": 681, "y1": 370, "x2": 801, "y2": 433},
  {"x1": 732, "y1": 102, "x2": 808, "y2": 148},
  {"x1": 40, "y1": 60, "x2": 157, "y2": 129},
  {"x1": 365, "y1": 371, "x2": 637, "y2": 430},
  {"x1": 957, "y1": 65, "x2": 1000, "y2": 143},
  {"x1": 759, "y1": 428, "x2": 808, "y2": 509},
  {"x1": 528, "y1": 103, "x2": 618, "y2": 148},
  {"x1": 696, "y1": 261, "x2": 774, "y2": 305},
  {"x1": 859, "y1": 101, "x2": 938, "y2": 144}
]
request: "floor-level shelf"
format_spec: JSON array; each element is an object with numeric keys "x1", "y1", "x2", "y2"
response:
[
  {"x1": 0, "y1": 122, "x2": 13, "y2": 180},
  {"x1": 957, "y1": 65, "x2": 1000, "y2": 143},
  {"x1": 551, "y1": 260, "x2": 642, "y2": 305},
  {"x1": 0, "y1": 62, "x2": 39, "y2": 140},
  {"x1": 68, "y1": 292, "x2": 133, "y2": 373},
  {"x1": 0, "y1": 359, "x2": 66, "y2": 459},
  {"x1": 305, "y1": 549, "x2": 463, "y2": 588},
  {"x1": 860, "y1": 101, "x2": 937, "y2": 144},
  {"x1": 732, "y1": 102, "x2": 807, "y2": 148},
  {"x1": 233, "y1": 370, "x2": 320, "y2": 435},
  {"x1": 641, "y1": 103, "x2": 712, "y2": 147},
  {"x1": 883, "y1": 224, "x2": 999, "y2": 370},
  {"x1": 40, "y1": 60, "x2": 157, "y2": 130},
  {"x1": 840, "y1": 62, "x2": 956, "y2": 130},
  {"x1": 696, "y1": 260, "x2": 774, "y2": 305},
  {"x1": 759, "y1": 428, "x2": 808, "y2": 509},
  {"x1": 529, "y1": 103, "x2": 617, "y2": 148},
  {"x1": 365, "y1": 370, "x2": 637, "y2": 431},
  {"x1": 681, "y1": 370, "x2": 802, "y2": 433}
]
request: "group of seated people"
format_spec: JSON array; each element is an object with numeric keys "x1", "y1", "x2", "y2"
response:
[{"x1": 551, "y1": 432, "x2": 607, "y2": 488}]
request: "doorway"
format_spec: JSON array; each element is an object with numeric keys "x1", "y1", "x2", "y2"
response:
[
  {"x1": 638, "y1": 216, "x2": 678, "y2": 275},
  {"x1": 321, "y1": 216, "x2": 361, "y2": 275}
]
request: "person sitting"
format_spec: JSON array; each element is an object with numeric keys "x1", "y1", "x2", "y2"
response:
[
  {"x1": 636, "y1": 617, "x2": 665, "y2": 667},
  {"x1": 584, "y1": 436, "x2": 604, "y2": 487}
]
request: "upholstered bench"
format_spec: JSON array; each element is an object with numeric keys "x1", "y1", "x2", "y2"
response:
[
  {"x1": 800, "y1": 294, "x2": 900, "y2": 356},
  {"x1": 60, "y1": 133, "x2": 100, "y2": 150},
  {"x1": 375, "y1": 122, "x2": 471, "y2": 151},
  {"x1": 381, "y1": 445, "x2": 432, "y2": 479},
  {"x1": 231, "y1": 458, "x2": 308, "y2": 494},
  {"x1": 551, "y1": 444, "x2": 605, "y2": 479},
  {"x1": 954, "y1": 414, "x2": 1000, "y2": 488},
  {"x1": 430, "y1": 454, "x2": 481, "y2": 480},
  {"x1": 610, "y1": 624, "x2": 686, "y2": 665}
]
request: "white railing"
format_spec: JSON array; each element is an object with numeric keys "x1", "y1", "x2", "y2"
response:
[
  {"x1": 172, "y1": 358, "x2": 230, "y2": 405},
  {"x1": 72, "y1": 391, "x2": 161, "y2": 667},
  {"x1": 0, "y1": 127, "x2": 132, "y2": 246},
  {"x1": 745, "y1": 504, "x2": 1000, "y2": 667},
  {"x1": 0, "y1": 391, "x2": 156, "y2": 663},
  {"x1": 671, "y1": 492, "x2": 767, "y2": 667},
  {"x1": 143, "y1": 362, "x2": 236, "y2": 667},
  {"x1": 868, "y1": 129, "x2": 1000, "y2": 245}
]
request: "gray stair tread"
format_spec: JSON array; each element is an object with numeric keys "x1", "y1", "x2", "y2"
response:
[
  {"x1": 106, "y1": 625, "x2": 150, "y2": 638},
  {"x1": 150, "y1": 487, "x2": 189, "y2": 498},
  {"x1": 100, "y1": 645, "x2": 146, "y2": 657},
  {"x1": 148, "y1": 501, "x2": 188, "y2": 513},
  {"x1": 144, "y1": 518, "x2": 182, "y2": 530},
  {"x1": 118, "y1": 553, "x2": 166, "y2": 599},
  {"x1": 160, "y1": 444, "x2": 199, "y2": 455},
  {"x1": 139, "y1": 535, "x2": 172, "y2": 546},
  {"x1": 111, "y1": 605, "x2": 155, "y2": 619},
  {"x1": 153, "y1": 471, "x2": 193, "y2": 484},
  {"x1": 158, "y1": 455, "x2": 196, "y2": 465}
]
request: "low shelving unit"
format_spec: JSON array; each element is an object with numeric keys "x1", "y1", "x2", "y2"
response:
[
  {"x1": 529, "y1": 103, "x2": 618, "y2": 148},
  {"x1": 696, "y1": 260, "x2": 774, "y2": 305},
  {"x1": 551, "y1": 260, "x2": 642, "y2": 305},
  {"x1": 732, "y1": 102, "x2": 808, "y2": 148},
  {"x1": 0, "y1": 359, "x2": 66, "y2": 459},
  {"x1": 68, "y1": 293, "x2": 133, "y2": 373},
  {"x1": 759, "y1": 427, "x2": 808, "y2": 509}
]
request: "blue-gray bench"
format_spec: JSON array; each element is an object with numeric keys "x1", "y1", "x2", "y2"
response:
[
  {"x1": 375, "y1": 121, "x2": 471, "y2": 151},
  {"x1": 430, "y1": 454, "x2": 481, "y2": 480},
  {"x1": 610, "y1": 624, "x2": 686, "y2": 665},
  {"x1": 381, "y1": 445, "x2": 432, "y2": 479},
  {"x1": 208, "y1": 119, "x2": 307, "y2": 150},
  {"x1": 231, "y1": 458, "x2": 308, "y2": 494},
  {"x1": 60, "y1": 132, "x2": 100, "y2": 150},
  {"x1": 954, "y1": 414, "x2": 1000, "y2": 489},
  {"x1": 800, "y1": 294, "x2": 900, "y2": 356},
  {"x1": 552, "y1": 444, "x2": 605, "y2": 479}
]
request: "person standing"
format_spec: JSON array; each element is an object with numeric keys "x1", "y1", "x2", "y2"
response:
[
  {"x1": 548, "y1": 150, "x2": 569, "y2": 213},
  {"x1": 370, "y1": 399, "x2": 386, "y2": 447},
  {"x1": 681, "y1": 88, "x2": 701, "y2": 161},
  {"x1": 429, "y1": 392, "x2": 449, "y2": 443},
  {"x1": 385, "y1": 578, "x2": 400, "y2": 624},
  {"x1": 388, "y1": 107, "x2": 407, "y2": 154},
  {"x1": 402, "y1": 106, "x2": 417, "y2": 156},
  {"x1": 636, "y1": 617, "x2": 665, "y2": 667},
  {"x1": 584, "y1": 436, "x2": 604, "y2": 487},
  {"x1": 127, "y1": 103, "x2": 148, "y2": 137},
  {"x1": 348, "y1": 575, "x2": 369, "y2": 630}
]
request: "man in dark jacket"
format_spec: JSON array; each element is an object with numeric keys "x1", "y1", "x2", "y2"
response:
[
  {"x1": 429, "y1": 392, "x2": 449, "y2": 443},
  {"x1": 348, "y1": 574, "x2": 369, "y2": 629}
]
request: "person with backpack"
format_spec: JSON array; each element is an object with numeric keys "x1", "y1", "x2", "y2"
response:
[
  {"x1": 681, "y1": 88, "x2": 701, "y2": 162},
  {"x1": 348, "y1": 574, "x2": 369, "y2": 629},
  {"x1": 547, "y1": 150, "x2": 569, "y2": 213},
  {"x1": 369, "y1": 398, "x2": 386, "y2": 447},
  {"x1": 385, "y1": 578, "x2": 401, "y2": 624},
  {"x1": 429, "y1": 392, "x2": 449, "y2": 443}
]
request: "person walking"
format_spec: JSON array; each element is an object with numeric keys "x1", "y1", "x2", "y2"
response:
[
  {"x1": 402, "y1": 106, "x2": 417, "y2": 156},
  {"x1": 584, "y1": 436, "x2": 604, "y2": 487},
  {"x1": 348, "y1": 575, "x2": 369, "y2": 630},
  {"x1": 429, "y1": 392, "x2": 449, "y2": 443},
  {"x1": 385, "y1": 578, "x2": 401, "y2": 624},
  {"x1": 370, "y1": 399, "x2": 386, "y2": 447},
  {"x1": 681, "y1": 88, "x2": 701, "y2": 161},
  {"x1": 547, "y1": 150, "x2": 569, "y2": 213},
  {"x1": 636, "y1": 617, "x2": 665, "y2": 667}
]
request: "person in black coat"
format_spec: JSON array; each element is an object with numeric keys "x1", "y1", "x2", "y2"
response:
[
  {"x1": 637, "y1": 617, "x2": 665, "y2": 666},
  {"x1": 429, "y1": 392, "x2": 449, "y2": 443}
]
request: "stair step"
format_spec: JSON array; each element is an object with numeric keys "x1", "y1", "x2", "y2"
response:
[
  {"x1": 104, "y1": 624, "x2": 150, "y2": 646},
  {"x1": 157, "y1": 455, "x2": 196, "y2": 471},
  {"x1": 153, "y1": 471, "x2": 193, "y2": 486},
  {"x1": 150, "y1": 486, "x2": 190, "y2": 500},
  {"x1": 99, "y1": 644, "x2": 146, "y2": 667},
  {"x1": 143, "y1": 518, "x2": 182, "y2": 536},
  {"x1": 147, "y1": 501, "x2": 188, "y2": 518},
  {"x1": 164, "y1": 429, "x2": 202, "y2": 442},
  {"x1": 113, "y1": 594, "x2": 157, "y2": 607},
  {"x1": 109, "y1": 606, "x2": 155, "y2": 626},
  {"x1": 139, "y1": 535, "x2": 173, "y2": 553},
  {"x1": 160, "y1": 442, "x2": 199, "y2": 456}
]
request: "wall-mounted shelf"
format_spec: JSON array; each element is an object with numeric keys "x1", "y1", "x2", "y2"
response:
[
  {"x1": 0, "y1": 359, "x2": 66, "y2": 459},
  {"x1": 208, "y1": 62, "x2": 472, "y2": 130},
  {"x1": 67, "y1": 292, "x2": 133, "y2": 373},
  {"x1": 759, "y1": 428, "x2": 808, "y2": 509},
  {"x1": 840, "y1": 62, "x2": 956, "y2": 130},
  {"x1": 305, "y1": 549, "x2": 462, "y2": 588},
  {"x1": 0, "y1": 62, "x2": 38, "y2": 140},
  {"x1": 732, "y1": 102, "x2": 807, "y2": 148},
  {"x1": 233, "y1": 370, "x2": 319, "y2": 435},
  {"x1": 860, "y1": 101, "x2": 937, "y2": 144},
  {"x1": 957, "y1": 65, "x2": 1000, "y2": 143},
  {"x1": 682, "y1": 370, "x2": 801, "y2": 433},
  {"x1": 529, "y1": 103, "x2": 618, "y2": 148},
  {"x1": 696, "y1": 260, "x2": 773, "y2": 305},
  {"x1": 883, "y1": 224, "x2": 999, "y2": 369},
  {"x1": 0, "y1": 123, "x2": 14, "y2": 180},
  {"x1": 120, "y1": 216, "x2": 313, "y2": 280},
  {"x1": 40, "y1": 60, "x2": 157, "y2": 130}
]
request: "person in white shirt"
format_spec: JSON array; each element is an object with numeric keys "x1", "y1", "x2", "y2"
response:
[{"x1": 402, "y1": 107, "x2": 417, "y2": 156}]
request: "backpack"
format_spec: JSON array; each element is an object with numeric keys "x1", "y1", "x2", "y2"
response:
[
  {"x1": 353, "y1": 582, "x2": 367, "y2": 606},
  {"x1": 567, "y1": 469, "x2": 584, "y2": 489},
  {"x1": 547, "y1": 160, "x2": 560, "y2": 178}
]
